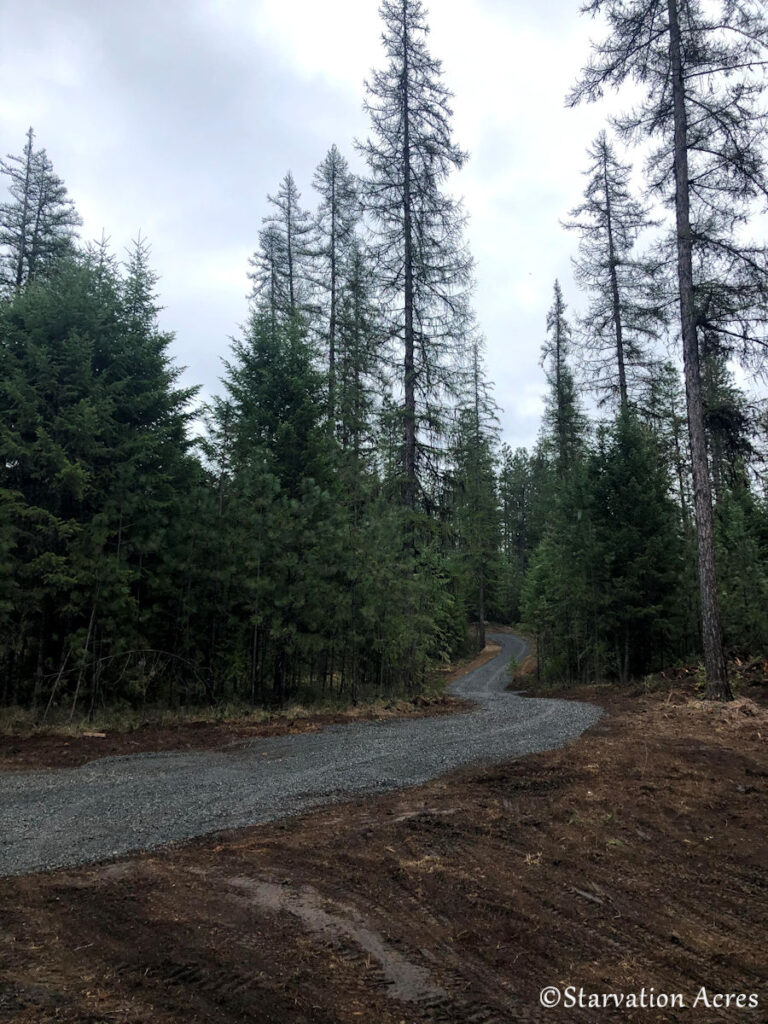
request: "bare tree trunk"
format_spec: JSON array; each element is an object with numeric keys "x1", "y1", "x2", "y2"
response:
[
  {"x1": 42, "y1": 650, "x2": 71, "y2": 724},
  {"x1": 477, "y1": 576, "x2": 486, "y2": 650},
  {"x1": 250, "y1": 622, "x2": 259, "y2": 705},
  {"x1": 69, "y1": 604, "x2": 96, "y2": 723},
  {"x1": 668, "y1": 0, "x2": 731, "y2": 701}
]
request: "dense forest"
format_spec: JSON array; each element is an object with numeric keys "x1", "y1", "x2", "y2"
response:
[{"x1": 1, "y1": 0, "x2": 767, "y2": 717}]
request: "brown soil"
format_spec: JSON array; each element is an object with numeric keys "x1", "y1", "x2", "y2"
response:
[
  {"x1": 0, "y1": 641, "x2": 503, "y2": 772},
  {"x1": 1, "y1": 668, "x2": 767, "y2": 1023}
]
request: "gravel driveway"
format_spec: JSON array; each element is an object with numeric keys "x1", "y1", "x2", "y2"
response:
[{"x1": 0, "y1": 634, "x2": 600, "y2": 876}]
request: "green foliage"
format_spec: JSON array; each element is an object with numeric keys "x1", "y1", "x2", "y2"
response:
[
  {"x1": 0, "y1": 128, "x2": 81, "y2": 293},
  {"x1": 585, "y1": 412, "x2": 684, "y2": 681},
  {"x1": 716, "y1": 483, "x2": 768, "y2": 653},
  {"x1": 4, "y1": 0, "x2": 767, "y2": 716},
  {"x1": 523, "y1": 366, "x2": 686, "y2": 684},
  {"x1": 0, "y1": 248, "x2": 197, "y2": 709}
]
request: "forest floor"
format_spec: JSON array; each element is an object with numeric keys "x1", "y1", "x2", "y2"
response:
[
  {"x1": 0, "y1": 646, "x2": 497, "y2": 772},
  {"x1": 1, "y1": 654, "x2": 766, "y2": 1022}
]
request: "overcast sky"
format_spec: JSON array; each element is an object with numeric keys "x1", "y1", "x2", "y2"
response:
[{"x1": 0, "y1": 0, "x2": 629, "y2": 450}]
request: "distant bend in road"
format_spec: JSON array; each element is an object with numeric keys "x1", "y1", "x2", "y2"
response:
[{"x1": 0, "y1": 633, "x2": 600, "y2": 876}]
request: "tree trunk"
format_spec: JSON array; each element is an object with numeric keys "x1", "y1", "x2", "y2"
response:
[
  {"x1": 329, "y1": 164, "x2": 337, "y2": 424},
  {"x1": 14, "y1": 129, "x2": 34, "y2": 290},
  {"x1": 602, "y1": 148, "x2": 628, "y2": 411},
  {"x1": 287, "y1": 196, "x2": 295, "y2": 316},
  {"x1": 401, "y1": 0, "x2": 417, "y2": 511},
  {"x1": 668, "y1": 0, "x2": 732, "y2": 701},
  {"x1": 250, "y1": 621, "x2": 259, "y2": 705}
]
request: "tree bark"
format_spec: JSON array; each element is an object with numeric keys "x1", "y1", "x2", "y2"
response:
[{"x1": 668, "y1": 0, "x2": 732, "y2": 701}]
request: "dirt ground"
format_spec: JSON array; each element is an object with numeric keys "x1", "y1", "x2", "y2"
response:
[
  {"x1": 0, "y1": 643, "x2": 500, "y2": 772},
  {"x1": 1, "y1": 665, "x2": 767, "y2": 1023}
]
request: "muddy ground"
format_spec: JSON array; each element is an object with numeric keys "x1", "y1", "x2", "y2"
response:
[{"x1": 1, "y1": 673, "x2": 766, "y2": 1023}]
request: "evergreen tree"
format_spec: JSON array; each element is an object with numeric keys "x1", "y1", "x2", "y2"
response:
[
  {"x1": 521, "y1": 467, "x2": 593, "y2": 685},
  {"x1": 541, "y1": 281, "x2": 585, "y2": 477},
  {"x1": 358, "y1": 0, "x2": 473, "y2": 509},
  {"x1": 643, "y1": 363, "x2": 693, "y2": 522},
  {"x1": 249, "y1": 172, "x2": 314, "y2": 326},
  {"x1": 565, "y1": 131, "x2": 663, "y2": 410},
  {"x1": 212, "y1": 308, "x2": 332, "y2": 701},
  {"x1": 312, "y1": 146, "x2": 360, "y2": 424},
  {"x1": 249, "y1": 223, "x2": 288, "y2": 336},
  {"x1": 447, "y1": 341, "x2": 499, "y2": 646},
  {"x1": 701, "y1": 337, "x2": 754, "y2": 506},
  {"x1": 335, "y1": 242, "x2": 387, "y2": 457},
  {"x1": 570, "y1": 0, "x2": 768, "y2": 699},
  {"x1": 716, "y1": 480, "x2": 768, "y2": 653},
  {"x1": 587, "y1": 411, "x2": 684, "y2": 682},
  {"x1": 0, "y1": 128, "x2": 81, "y2": 293},
  {"x1": 522, "y1": 290, "x2": 590, "y2": 683},
  {"x1": 497, "y1": 446, "x2": 532, "y2": 621},
  {"x1": 0, "y1": 248, "x2": 196, "y2": 710}
]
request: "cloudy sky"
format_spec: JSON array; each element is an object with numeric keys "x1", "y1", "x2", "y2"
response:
[{"x1": 0, "y1": 0, "x2": 628, "y2": 450}]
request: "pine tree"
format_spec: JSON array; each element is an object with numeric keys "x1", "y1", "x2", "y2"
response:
[
  {"x1": 0, "y1": 247, "x2": 197, "y2": 710},
  {"x1": 565, "y1": 131, "x2": 663, "y2": 410},
  {"x1": 541, "y1": 281, "x2": 584, "y2": 477},
  {"x1": 521, "y1": 473, "x2": 593, "y2": 685},
  {"x1": 358, "y1": 0, "x2": 473, "y2": 509},
  {"x1": 448, "y1": 341, "x2": 499, "y2": 646},
  {"x1": 523, "y1": 288, "x2": 590, "y2": 684},
  {"x1": 312, "y1": 146, "x2": 360, "y2": 424},
  {"x1": 716, "y1": 481, "x2": 768, "y2": 653},
  {"x1": 497, "y1": 446, "x2": 531, "y2": 621},
  {"x1": 0, "y1": 128, "x2": 81, "y2": 293},
  {"x1": 335, "y1": 242, "x2": 386, "y2": 458},
  {"x1": 570, "y1": 0, "x2": 768, "y2": 699},
  {"x1": 587, "y1": 411, "x2": 684, "y2": 682}
]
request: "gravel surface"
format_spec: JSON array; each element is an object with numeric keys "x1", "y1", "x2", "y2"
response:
[{"x1": 0, "y1": 634, "x2": 601, "y2": 876}]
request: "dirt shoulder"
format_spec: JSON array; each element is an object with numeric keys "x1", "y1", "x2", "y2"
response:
[
  {"x1": 1, "y1": 677, "x2": 766, "y2": 1022},
  {"x1": 0, "y1": 644, "x2": 500, "y2": 772}
]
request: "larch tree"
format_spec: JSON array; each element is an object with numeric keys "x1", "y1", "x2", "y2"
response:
[
  {"x1": 249, "y1": 223, "x2": 287, "y2": 335},
  {"x1": 312, "y1": 145, "x2": 360, "y2": 424},
  {"x1": 249, "y1": 172, "x2": 313, "y2": 327},
  {"x1": 565, "y1": 131, "x2": 663, "y2": 410},
  {"x1": 358, "y1": 0, "x2": 473, "y2": 511},
  {"x1": 570, "y1": 0, "x2": 768, "y2": 700},
  {"x1": 0, "y1": 128, "x2": 81, "y2": 293}
]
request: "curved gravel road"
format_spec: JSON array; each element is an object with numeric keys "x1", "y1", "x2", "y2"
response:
[{"x1": 0, "y1": 634, "x2": 600, "y2": 876}]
